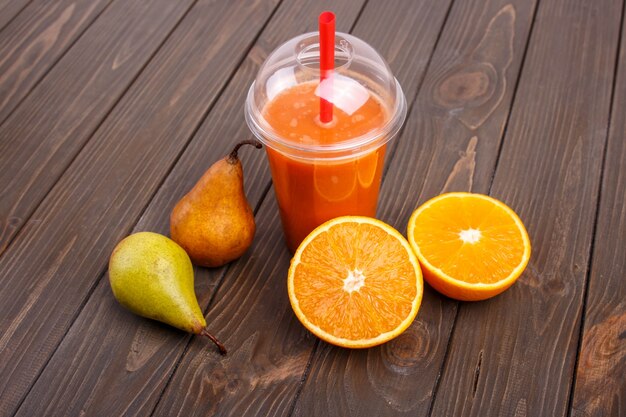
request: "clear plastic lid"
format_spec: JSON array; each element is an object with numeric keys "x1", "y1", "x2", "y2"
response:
[{"x1": 245, "y1": 32, "x2": 407, "y2": 160}]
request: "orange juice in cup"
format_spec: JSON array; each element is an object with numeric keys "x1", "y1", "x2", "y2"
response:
[{"x1": 245, "y1": 31, "x2": 406, "y2": 252}]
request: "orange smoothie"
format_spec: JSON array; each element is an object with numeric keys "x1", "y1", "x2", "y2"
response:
[{"x1": 263, "y1": 81, "x2": 388, "y2": 252}]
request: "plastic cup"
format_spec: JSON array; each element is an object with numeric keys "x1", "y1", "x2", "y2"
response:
[{"x1": 245, "y1": 32, "x2": 407, "y2": 253}]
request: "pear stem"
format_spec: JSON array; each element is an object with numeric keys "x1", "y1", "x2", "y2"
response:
[
  {"x1": 228, "y1": 139, "x2": 262, "y2": 163},
  {"x1": 201, "y1": 328, "x2": 228, "y2": 355}
]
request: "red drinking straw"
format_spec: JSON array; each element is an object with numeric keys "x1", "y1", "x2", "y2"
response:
[{"x1": 318, "y1": 11, "x2": 335, "y2": 124}]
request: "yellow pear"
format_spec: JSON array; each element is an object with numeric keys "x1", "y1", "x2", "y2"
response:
[
  {"x1": 109, "y1": 232, "x2": 226, "y2": 354},
  {"x1": 170, "y1": 140, "x2": 261, "y2": 267}
]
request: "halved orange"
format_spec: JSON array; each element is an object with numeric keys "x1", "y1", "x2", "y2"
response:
[
  {"x1": 407, "y1": 192, "x2": 531, "y2": 301},
  {"x1": 288, "y1": 216, "x2": 423, "y2": 348}
]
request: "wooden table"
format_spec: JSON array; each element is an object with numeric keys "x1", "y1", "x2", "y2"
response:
[{"x1": 0, "y1": 0, "x2": 624, "y2": 416}]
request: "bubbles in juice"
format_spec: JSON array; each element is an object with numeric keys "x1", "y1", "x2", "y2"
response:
[{"x1": 264, "y1": 81, "x2": 386, "y2": 145}]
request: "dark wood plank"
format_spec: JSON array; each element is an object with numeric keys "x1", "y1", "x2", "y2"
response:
[
  {"x1": 428, "y1": 0, "x2": 622, "y2": 415},
  {"x1": 0, "y1": 0, "x2": 197, "y2": 254},
  {"x1": 12, "y1": 2, "x2": 370, "y2": 416},
  {"x1": 0, "y1": 0, "x2": 280, "y2": 415},
  {"x1": 0, "y1": 0, "x2": 31, "y2": 31},
  {"x1": 0, "y1": 0, "x2": 112, "y2": 123},
  {"x1": 571, "y1": 11, "x2": 626, "y2": 417},
  {"x1": 151, "y1": 1, "x2": 455, "y2": 416},
  {"x1": 293, "y1": 0, "x2": 539, "y2": 415}
]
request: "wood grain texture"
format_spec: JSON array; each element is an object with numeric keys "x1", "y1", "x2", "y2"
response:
[
  {"x1": 0, "y1": 0, "x2": 112, "y2": 123},
  {"x1": 570, "y1": 10, "x2": 626, "y2": 417},
  {"x1": 0, "y1": 0, "x2": 31, "y2": 32},
  {"x1": 293, "y1": 0, "x2": 538, "y2": 415},
  {"x1": 1, "y1": 1, "x2": 621, "y2": 416},
  {"x1": 0, "y1": 0, "x2": 280, "y2": 415},
  {"x1": 154, "y1": 195, "x2": 313, "y2": 417},
  {"x1": 429, "y1": 0, "x2": 623, "y2": 415},
  {"x1": 10, "y1": 1, "x2": 368, "y2": 416},
  {"x1": 0, "y1": 0, "x2": 196, "y2": 255},
  {"x1": 152, "y1": 1, "x2": 455, "y2": 416}
]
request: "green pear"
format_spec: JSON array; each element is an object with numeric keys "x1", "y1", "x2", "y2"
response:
[{"x1": 109, "y1": 231, "x2": 226, "y2": 354}]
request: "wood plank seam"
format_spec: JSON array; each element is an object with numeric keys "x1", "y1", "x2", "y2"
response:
[
  {"x1": 0, "y1": 0, "x2": 201, "y2": 261},
  {"x1": 486, "y1": 0, "x2": 544, "y2": 196},
  {"x1": 569, "y1": 0, "x2": 626, "y2": 408},
  {"x1": 424, "y1": 0, "x2": 543, "y2": 414},
  {"x1": 285, "y1": 338, "x2": 321, "y2": 417},
  {"x1": 0, "y1": 0, "x2": 34, "y2": 34},
  {"x1": 347, "y1": 0, "x2": 371, "y2": 33},
  {"x1": 0, "y1": 0, "x2": 116, "y2": 129},
  {"x1": 565, "y1": 0, "x2": 626, "y2": 414},
  {"x1": 380, "y1": 0, "x2": 457, "y2": 182},
  {"x1": 426, "y1": 304, "x2": 460, "y2": 417}
]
